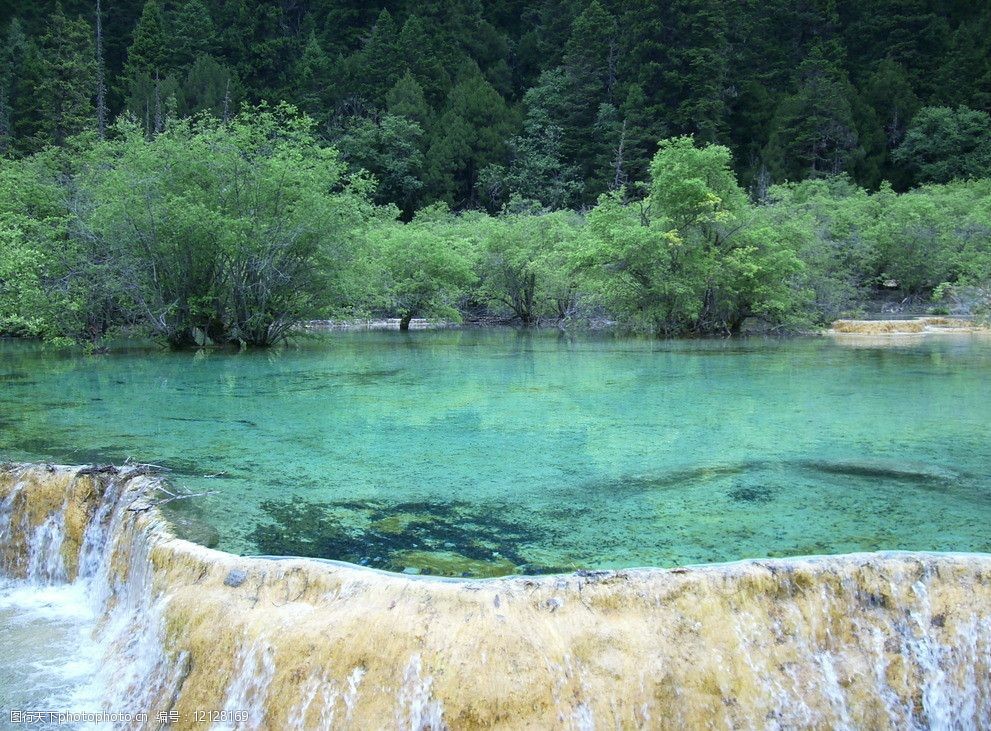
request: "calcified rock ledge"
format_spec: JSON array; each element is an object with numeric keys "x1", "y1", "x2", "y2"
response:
[
  {"x1": 2, "y1": 464, "x2": 990, "y2": 729},
  {"x1": 302, "y1": 318, "x2": 453, "y2": 331},
  {"x1": 829, "y1": 316, "x2": 989, "y2": 335}
]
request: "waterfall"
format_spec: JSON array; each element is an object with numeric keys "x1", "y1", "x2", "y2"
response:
[{"x1": 1, "y1": 463, "x2": 989, "y2": 730}]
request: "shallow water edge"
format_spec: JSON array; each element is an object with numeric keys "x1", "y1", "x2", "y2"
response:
[{"x1": 1, "y1": 463, "x2": 990, "y2": 729}]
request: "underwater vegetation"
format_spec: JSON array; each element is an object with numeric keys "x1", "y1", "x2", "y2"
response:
[
  {"x1": 727, "y1": 485, "x2": 776, "y2": 504},
  {"x1": 797, "y1": 459, "x2": 959, "y2": 484},
  {"x1": 248, "y1": 497, "x2": 566, "y2": 577}
]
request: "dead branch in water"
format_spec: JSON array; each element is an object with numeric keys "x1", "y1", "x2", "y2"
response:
[
  {"x1": 126, "y1": 484, "x2": 219, "y2": 512},
  {"x1": 122, "y1": 457, "x2": 174, "y2": 473},
  {"x1": 77, "y1": 464, "x2": 121, "y2": 476}
]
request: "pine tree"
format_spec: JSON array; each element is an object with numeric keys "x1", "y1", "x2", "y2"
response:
[
  {"x1": 387, "y1": 72, "x2": 432, "y2": 128},
  {"x1": 841, "y1": 0, "x2": 950, "y2": 100},
  {"x1": 398, "y1": 15, "x2": 452, "y2": 107},
  {"x1": 763, "y1": 41, "x2": 862, "y2": 181},
  {"x1": 426, "y1": 62, "x2": 517, "y2": 207},
  {"x1": 563, "y1": 0, "x2": 615, "y2": 97},
  {"x1": 348, "y1": 9, "x2": 402, "y2": 105},
  {"x1": 938, "y1": 13, "x2": 991, "y2": 113},
  {"x1": 123, "y1": 0, "x2": 170, "y2": 84},
  {"x1": 892, "y1": 105, "x2": 991, "y2": 184},
  {"x1": 293, "y1": 32, "x2": 330, "y2": 120},
  {"x1": 95, "y1": 0, "x2": 107, "y2": 138},
  {"x1": 123, "y1": 0, "x2": 177, "y2": 133},
  {"x1": 863, "y1": 59, "x2": 920, "y2": 188},
  {"x1": 477, "y1": 117, "x2": 583, "y2": 211},
  {"x1": 618, "y1": 83, "x2": 658, "y2": 187},
  {"x1": 0, "y1": 18, "x2": 35, "y2": 153},
  {"x1": 666, "y1": 0, "x2": 729, "y2": 142},
  {"x1": 180, "y1": 54, "x2": 236, "y2": 118},
  {"x1": 589, "y1": 102, "x2": 624, "y2": 193},
  {"x1": 617, "y1": 0, "x2": 729, "y2": 144},
  {"x1": 172, "y1": 0, "x2": 216, "y2": 70},
  {"x1": 336, "y1": 114, "x2": 426, "y2": 212},
  {"x1": 34, "y1": 4, "x2": 97, "y2": 147}
]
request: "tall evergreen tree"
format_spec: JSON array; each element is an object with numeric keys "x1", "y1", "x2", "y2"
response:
[
  {"x1": 398, "y1": 14, "x2": 451, "y2": 106},
  {"x1": 293, "y1": 32, "x2": 331, "y2": 120},
  {"x1": 0, "y1": 18, "x2": 36, "y2": 153},
  {"x1": 477, "y1": 118, "x2": 583, "y2": 211},
  {"x1": 563, "y1": 0, "x2": 615, "y2": 91},
  {"x1": 387, "y1": 72, "x2": 432, "y2": 128},
  {"x1": 937, "y1": 14, "x2": 991, "y2": 113},
  {"x1": 347, "y1": 9, "x2": 402, "y2": 105},
  {"x1": 863, "y1": 59, "x2": 920, "y2": 188},
  {"x1": 763, "y1": 41, "x2": 862, "y2": 181},
  {"x1": 665, "y1": 0, "x2": 729, "y2": 142},
  {"x1": 426, "y1": 62, "x2": 517, "y2": 206},
  {"x1": 841, "y1": 0, "x2": 949, "y2": 100},
  {"x1": 123, "y1": 0, "x2": 170, "y2": 85},
  {"x1": 618, "y1": 0, "x2": 729, "y2": 144},
  {"x1": 179, "y1": 54, "x2": 237, "y2": 119},
  {"x1": 34, "y1": 4, "x2": 97, "y2": 147},
  {"x1": 95, "y1": 0, "x2": 107, "y2": 138},
  {"x1": 172, "y1": 0, "x2": 215, "y2": 70},
  {"x1": 336, "y1": 114, "x2": 426, "y2": 212},
  {"x1": 893, "y1": 106, "x2": 991, "y2": 185}
]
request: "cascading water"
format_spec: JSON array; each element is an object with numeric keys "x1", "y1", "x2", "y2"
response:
[{"x1": 1, "y1": 463, "x2": 989, "y2": 730}]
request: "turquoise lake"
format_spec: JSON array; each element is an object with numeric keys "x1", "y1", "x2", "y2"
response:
[{"x1": 1, "y1": 330, "x2": 989, "y2": 577}]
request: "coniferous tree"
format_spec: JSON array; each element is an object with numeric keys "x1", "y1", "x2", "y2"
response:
[
  {"x1": 34, "y1": 4, "x2": 97, "y2": 147},
  {"x1": 426, "y1": 63, "x2": 516, "y2": 206},
  {"x1": 348, "y1": 9, "x2": 402, "y2": 106},
  {"x1": 763, "y1": 42, "x2": 862, "y2": 181},
  {"x1": 863, "y1": 60, "x2": 920, "y2": 188},
  {"x1": 95, "y1": 0, "x2": 107, "y2": 138},
  {"x1": 337, "y1": 114, "x2": 426, "y2": 212},
  {"x1": 172, "y1": 0, "x2": 215, "y2": 71},
  {"x1": 122, "y1": 0, "x2": 174, "y2": 130},
  {"x1": 477, "y1": 119, "x2": 583, "y2": 211},
  {"x1": 842, "y1": 0, "x2": 950, "y2": 100},
  {"x1": 937, "y1": 14, "x2": 991, "y2": 113},
  {"x1": 893, "y1": 106, "x2": 991, "y2": 185},
  {"x1": 0, "y1": 0, "x2": 990, "y2": 202},
  {"x1": 387, "y1": 72, "x2": 432, "y2": 128},
  {"x1": 293, "y1": 32, "x2": 331, "y2": 121},
  {"x1": 123, "y1": 0, "x2": 170, "y2": 85},
  {"x1": 0, "y1": 19, "x2": 35, "y2": 153},
  {"x1": 179, "y1": 54, "x2": 237, "y2": 119},
  {"x1": 398, "y1": 15, "x2": 452, "y2": 107},
  {"x1": 617, "y1": 83, "x2": 657, "y2": 188},
  {"x1": 665, "y1": 0, "x2": 729, "y2": 142}
]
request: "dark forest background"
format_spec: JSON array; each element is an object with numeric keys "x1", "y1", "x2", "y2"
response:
[{"x1": 2, "y1": 0, "x2": 990, "y2": 213}]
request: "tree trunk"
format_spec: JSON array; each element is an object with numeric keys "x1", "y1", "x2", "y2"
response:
[
  {"x1": 399, "y1": 313, "x2": 414, "y2": 331},
  {"x1": 95, "y1": 0, "x2": 106, "y2": 139}
]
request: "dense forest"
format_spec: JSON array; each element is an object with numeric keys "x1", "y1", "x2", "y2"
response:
[
  {"x1": 0, "y1": 1, "x2": 989, "y2": 346},
  {"x1": 2, "y1": 0, "x2": 991, "y2": 206}
]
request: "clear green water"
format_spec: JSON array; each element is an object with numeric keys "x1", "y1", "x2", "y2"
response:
[{"x1": 2, "y1": 331, "x2": 990, "y2": 577}]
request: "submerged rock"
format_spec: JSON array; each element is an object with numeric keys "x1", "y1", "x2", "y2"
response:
[
  {"x1": 165, "y1": 514, "x2": 221, "y2": 549},
  {"x1": 247, "y1": 496, "x2": 541, "y2": 577},
  {"x1": 391, "y1": 550, "x2": 518, "y2": 578},
  {"x1": 224, "y1": 569, "x2": 247, "y2": 587},
  {"x1": 800, "y1": 458, "x2": 958, "y2": 483}
]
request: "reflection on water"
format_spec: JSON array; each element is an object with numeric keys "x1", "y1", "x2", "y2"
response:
[{"x1": 1, "y1": 331, "x2": 990, "y2": 576}]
